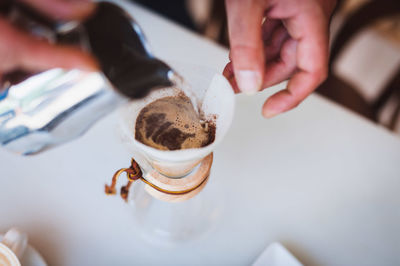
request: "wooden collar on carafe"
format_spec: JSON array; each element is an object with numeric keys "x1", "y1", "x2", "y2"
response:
[{"x1": 105, "y1": 153, "x2": 213, "y2": 202}]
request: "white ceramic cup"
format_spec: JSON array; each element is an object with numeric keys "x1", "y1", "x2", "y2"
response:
[{"x1": 0, "y1": 228, "x2": 28, "y2": 266}]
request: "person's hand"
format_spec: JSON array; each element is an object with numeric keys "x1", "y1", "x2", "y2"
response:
[
  {"x1": 223, "y1": 0, "x2": 337, "y2": 118},
  {"x1": 0, "y1": 0, "x2": 97, "y2": 80}
]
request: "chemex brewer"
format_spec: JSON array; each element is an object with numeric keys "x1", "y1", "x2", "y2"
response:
[{"x1": 105, "y1": 62, "x2": 235, "y2": 242}]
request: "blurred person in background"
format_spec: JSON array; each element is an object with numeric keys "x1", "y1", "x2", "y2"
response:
[{"x1": 0, "y1": 0, "x2": 336, "y2": 118}]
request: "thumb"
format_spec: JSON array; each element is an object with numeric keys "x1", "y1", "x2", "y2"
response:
[
  {"x1": 17, "y1": 38, "x2": 98, "y2": 72},
  {"x1": 0, "y1": 19, "x2": 98, "y2": 73},
  {"x1": 225, "y1": 0, "x2": 265, "y2": 95},
  {"x1": 5, "y1": 20, "x2": 98, "y2": 72}
]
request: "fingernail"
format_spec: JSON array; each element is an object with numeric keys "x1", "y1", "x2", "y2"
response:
[
  {"x1": 236, "y1": 70, "x2": 261, "y2": 95},
  {"x1": 262, "y1": 108, "x2": 279, "y2": 119}
]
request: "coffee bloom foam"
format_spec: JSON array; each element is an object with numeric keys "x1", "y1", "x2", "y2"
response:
[{"x1": 118, "y1": 61, "x2": 235, "y2": 176}]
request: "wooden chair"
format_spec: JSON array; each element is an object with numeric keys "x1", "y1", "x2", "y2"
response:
[
  {"x1": 199, "y1": 0, "x2": 229, "y2": 47},
  {"x1": 317, "y1": 0, "x2": 400, "y2": 130}
]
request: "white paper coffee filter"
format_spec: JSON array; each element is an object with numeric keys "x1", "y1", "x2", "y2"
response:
[{"x1": 119, "y1": 61, "x2": 235, "y2": 164}]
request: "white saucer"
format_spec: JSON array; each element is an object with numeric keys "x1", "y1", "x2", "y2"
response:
[
  {"x1": 252, "y1": 242, "x2": 303, "y2": 266},
  {"x1": 0, "y1": 235, "x2": 47, "y2": 266}
]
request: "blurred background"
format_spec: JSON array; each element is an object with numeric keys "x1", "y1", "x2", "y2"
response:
[{"x1": 133, "y1": 0, "x2": 400, "y2": 134}]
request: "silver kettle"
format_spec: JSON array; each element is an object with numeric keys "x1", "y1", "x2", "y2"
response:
[{"x1": 0, "y1": 2, "x2": 176, "y2": 155}]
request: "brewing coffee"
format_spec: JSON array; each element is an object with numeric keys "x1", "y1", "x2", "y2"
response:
[{"x1": 135, "y1": 94, "x2": 215, "y2": 151}]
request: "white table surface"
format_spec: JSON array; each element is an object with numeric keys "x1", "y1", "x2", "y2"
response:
[{"x1": 1, "y1": 1, "x2": 400, "y2": 265}]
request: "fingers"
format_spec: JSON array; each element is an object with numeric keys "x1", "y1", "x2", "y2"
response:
[
  {"x1": 262, "y1": 18, "x2": 281, "y2": 45},
  {"x1": 222, "y1": 62, "x2": 240, "y2": 94},
  {"x1": 20, "y1": 0, "x2": 95, "y2": 20},
  {"x1": 262, "y1": 71, "x2": 323, "y2": 118},
  {"x1": 263, "y1": 24, "x2": 289, "y2": 62},
  {"x1": 0, "y1": 19, "x2": 97, "y2": 74},
  {"x1": 262, "y1": 38, "x2": 297, "y2": 88},
  {"x1": 262, "y1": 2, "x2": 329, "y2": 118},
  {"x1": 225, "y1": 0, "x2": 265, "y2": 95}
]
